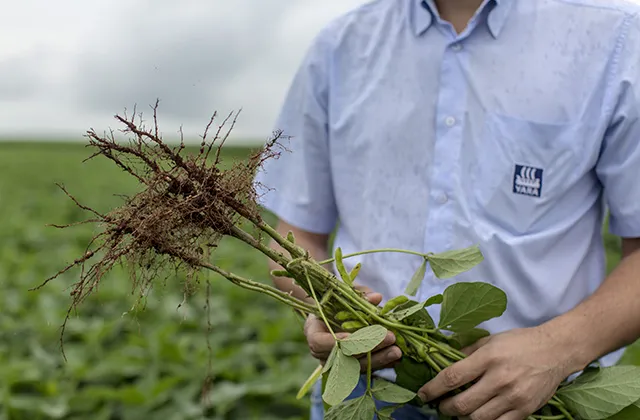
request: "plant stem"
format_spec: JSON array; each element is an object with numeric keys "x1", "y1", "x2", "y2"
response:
[
  {"x1": 325, "y1": 280, "x2": 466, "y2": 363},
  {"x1": 304, "y1": 266, "x2": 338, "y2": 341},
  {"x1": 334, "y1": 285, "x2": 417, "y2": 331},
  {"x1": 431, "y1": 352, "x2": 452, "y2": 370},
  {"x1": 201, "y1": 261, "x2": 316, "y2": 314},
  {"x1": 331, "y1": 293, "x2": 370, "y2": 325},
  {"x1": 229, "y1": 225, "x2": 293, "y2": 266},
  {"x1": 402, "y1": 330, "x2": 465, "y2": 361},
  {"x1": 256, "y1": 220, "x2": 306, "y2": 259},
  {"x1": 548, "y1": 399, "x2": 574, "y2": 420},
  {"x1": 317, "y1": 248, "x2": 427, "y2": 265},
  {"x1": 423, "y1": 353, "x2": 442, "y2": 373}
]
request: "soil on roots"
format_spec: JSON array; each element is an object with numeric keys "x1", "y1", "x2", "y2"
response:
[{"x1": 35, "y1": 101, "x2": 289, "y2": 355}]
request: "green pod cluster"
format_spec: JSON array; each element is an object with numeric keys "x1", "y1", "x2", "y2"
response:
[
  {"x1": 334, "y1": 311, "x2": 353, "y2": 321},
  {"x1": 334, "y1": 309, "x2": 368, "y2": 323},
  {"x1": 341, "y1": 321, "x2": 366, "y2": 331}
]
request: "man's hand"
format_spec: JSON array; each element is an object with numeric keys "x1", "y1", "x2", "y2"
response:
[
  {"x1": 417, "y1": 326, "x2": 576, "y2": 420},
  {"x1": 303, "y1": 288, "x2": 402, "y2": 372}
]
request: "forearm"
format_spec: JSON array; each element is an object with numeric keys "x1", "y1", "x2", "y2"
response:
[{"x1": 542, "y1": 242, "x2": 640, "y2": 372}]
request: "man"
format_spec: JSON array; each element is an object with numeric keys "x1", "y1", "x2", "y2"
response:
[{"x1": 254, "y1": 0, "x2": 640, "y2": 419}]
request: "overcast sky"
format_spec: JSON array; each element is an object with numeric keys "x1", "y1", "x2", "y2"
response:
[{"x1": 1, "y1": 0, "x2": 365, "y2": 144}]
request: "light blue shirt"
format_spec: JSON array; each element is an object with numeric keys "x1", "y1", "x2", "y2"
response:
[{"x1": 254, "y1": 0, "x2": 640, "y2": 368}]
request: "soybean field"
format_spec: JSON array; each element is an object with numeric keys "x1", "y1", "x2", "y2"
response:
[{"x1": 0, "y1": 142, "x2": 637, "y2": 420}]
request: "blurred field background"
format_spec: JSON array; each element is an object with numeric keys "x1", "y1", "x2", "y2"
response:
[{"x1": 1, "y1": 141, "x2": 639, "y2": 420}]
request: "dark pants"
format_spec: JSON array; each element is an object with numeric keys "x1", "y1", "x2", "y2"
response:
[{"x1": 310, "y1": 376, "x2": 439, "y2": 420}]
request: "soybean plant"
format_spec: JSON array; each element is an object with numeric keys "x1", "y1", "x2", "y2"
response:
[{"x1": 37, "y1": 105, "x2": 640, "y2": 420}]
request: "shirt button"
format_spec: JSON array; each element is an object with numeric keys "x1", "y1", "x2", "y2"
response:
[
  {"x1": 437, "y1": 193, "x2": 448, "y2": 204},
  {"x1": 451, "y1": 43, "x2": 463, "y2": 51},
  {"x1": 445, "y1": 116, "x2": 456, "y2": 127}
]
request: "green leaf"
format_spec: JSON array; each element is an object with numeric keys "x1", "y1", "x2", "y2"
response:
[
  {"x1": 393, "y1": 300, "x2": 436, "y2": 329},
  {"x1": 323, "y1": 344, "x2": 339, "y2": 374},
  {"x1": 619, "y1": 341, "x2": 640, "y2": 366},
  {"x1": 322, "y1": 349, "x2": 361, "y2": 406},
  {"x1": 377, "y1": 406, "x2": 400, "y2": 420},
  {"x1": 340, "y1": 325, "x2": 388, "y2": 356},
  {"x1": 389, "y1": 301, "x2": 426, "y2": 322},
  {"x1": 426, "y1": 245, "x2": 484, "y2": 279},
  {"x1": 404, "y1": 258, "x2": 427, "y2": 296},
  {"x1": 372, "y1": 378, "x2": 416, "y2": 404},
  {"x1": 394, "y1": 357, "x2": 434, "y2": 396},
  {"x1": 438, "y1": 282, "x2": 507, "y2": 332},
  {"x1": 557, "y1": 366, "x2": 640, "y2": 420},
  {"x1": 391, "y1": 294, "x2": 443, "y2": 323},
  {"x1": 424, "y1": 294, "x2": 443, "y2": 306},
  {"x1": 297, "y1": 365, "x2": 323, "y2": 400},
  {"x1": 325, "y1": 394, "x2": 376, "y2": 420},
  {"x1": 604, "y1": 403, "x2": 640, "y2": 420},
  {"x1": 447, "y1": 328, "x2": 490, "y2": 350},
  {"x1": 322, "y1": 370, "x2": 331, "y2": 413}
]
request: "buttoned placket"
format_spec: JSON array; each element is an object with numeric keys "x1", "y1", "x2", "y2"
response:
[{"x1": 419, "y1": 37, "x2": 468, "y2": 301}]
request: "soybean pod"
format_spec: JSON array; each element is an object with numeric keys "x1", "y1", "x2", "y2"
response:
[
  {"x1": 341, "y1": 321, "x2": 366, "y2": 331},
  {"x1": 349, "y1": 263, "x2": 361, "y2": 282},
  {"x1": 334, "y1": 247, "x2": 352, "y2": 285},
  {"x1": 380, "y1": 295, "x2": 409, "y2": 315},
  {"x1": 334, "y1": 311, "x2": 353, "y2": 321}
]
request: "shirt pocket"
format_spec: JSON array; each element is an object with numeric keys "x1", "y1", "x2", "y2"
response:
[{"x1": 469, "y1": 112, "x2": 584, "y2": 233}]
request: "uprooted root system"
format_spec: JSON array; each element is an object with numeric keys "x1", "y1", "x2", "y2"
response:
[{"x1": 34, "y1": 102, "x2": 292, "y2": 351}]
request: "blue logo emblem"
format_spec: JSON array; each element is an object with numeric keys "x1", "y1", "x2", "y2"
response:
[{"x1": 513, "y1": 164, "x2": 543, "y2": 197}]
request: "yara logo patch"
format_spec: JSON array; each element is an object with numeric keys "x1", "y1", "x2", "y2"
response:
[{"x1": 513, "y1": 164, "x2": 543, "y2": 197}]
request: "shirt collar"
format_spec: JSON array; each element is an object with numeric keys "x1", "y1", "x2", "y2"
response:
[{"x1": 411, "y1": 0, "x2": 513, "y2": 39}]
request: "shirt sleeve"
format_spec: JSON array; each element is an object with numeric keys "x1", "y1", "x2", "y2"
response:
[
  {"x1": 597, "y1": 15, "x2": 640, "y2": 238},
  {"x1": 253, "y1": 28, "x2": 338, "y2": 234}
]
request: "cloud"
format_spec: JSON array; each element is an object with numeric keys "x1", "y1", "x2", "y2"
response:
[
  {"x1": 0, "y1": 49, "x2": 47, "y2": 100},
  {"x1": 0, "y1": 0, "x2": 365, "y2": 143}
]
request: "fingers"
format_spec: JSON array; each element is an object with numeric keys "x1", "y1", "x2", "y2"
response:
[
  {"x1": 418, "y1": 353, "x2": 487, "y2": 403},
  {"x1": 438, "y1": 376, "x2": 500, "y2": 418},
  {"x1": 355, "y1": 330, "x2": 401, "y2": 372},
  {"x1": 461, "y1": 335, "x2": 491, "y2": 356},
  {"x1": 304, "y1": 283, "x2": 388, "y2": 365},
  {"x1": 305, "y1": 315, "x2": 347, "y2": 361},
  {"x1": 372, "y1": 331, "x2": 397, "y2": 352},
  {"x1": 451, "y1": 395, "x2": 512, "y2": 420},
  {"x1": 354, "y1": 284, "x2": 383, "y2": 306},
  {"x1": 358, "y1": 345, "x2": 403, "y2": 372},
  {"x1": 366, "y1": 292, "x2": 383, "y2": 306},
  {"x1": 303, "y1": 314, "x2": 328, "y2": 339},
  {"x1": 305, "y1": 311, "x2": 402, "y2": 371},
  {"x1": 496, "y1": 411, "x2": 526, "y2": 420}
]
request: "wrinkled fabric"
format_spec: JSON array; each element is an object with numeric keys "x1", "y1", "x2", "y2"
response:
[{"x1": 255, "y1": 0, "x2": 640, "y2": 391}]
